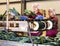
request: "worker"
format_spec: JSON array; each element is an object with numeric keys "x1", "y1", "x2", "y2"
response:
[{"x1": 46, "y1": 8, "x2": 58, "y2": 37}]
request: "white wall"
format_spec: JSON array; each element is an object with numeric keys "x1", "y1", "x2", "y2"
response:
[
  {"x1": 0, "y1": 1, "x2": 60, "y2": 14},
  {"x1": 0, "y1": 3, "x2": 21, "y2": 14},
  {"x1": 26, "y1": 1, "x2": 60, "y2": 14},
  {"x1": 0, "y1": 0, "x2": 21, "y2": 14},
  {"x1": 0, "y1": 5, "x2": 6, "y2": 14}
]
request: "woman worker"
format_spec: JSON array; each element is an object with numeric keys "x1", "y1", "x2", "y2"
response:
[
  {"x1": 46, "y1": 8, "x2": 58, "y2": 37},
  {"x1": 31, "y1": 3, "x2": 44, "y2": 36}
]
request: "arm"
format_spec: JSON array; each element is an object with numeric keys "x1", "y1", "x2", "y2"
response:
[{"x1": 41, "y1": 31, "x2": 46, "y2": 37}]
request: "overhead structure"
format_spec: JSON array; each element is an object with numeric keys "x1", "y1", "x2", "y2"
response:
[
  {"x1": 21, "y1": 0, "x2": 26, "y2": 15},
  {"x1": 6, "y1": 0, "x2": 9, "y2": 30}
]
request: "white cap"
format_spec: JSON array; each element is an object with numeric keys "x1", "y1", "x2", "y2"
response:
[
  {"x1": 48, "y1": 8, "x2": 56, "y2": 15},
  {"x1": 32, "y1": 3, "x2": 40, "y2": 9},
  {"x1": 48, "y1": 8, "x2": 55, "y2": 11}
]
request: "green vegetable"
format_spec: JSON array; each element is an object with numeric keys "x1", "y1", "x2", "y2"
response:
[
  {"x1": 0, "y1": 11, "x2": 6, "y2": 20},
  {"x1": 24, "y1": 10, "x2": 36, "y2": 16},
  {"x1": 0, "y1": 30, "x2": 60, "y2": 46},
  {"x1": 9, "y1": 8, "x2": 20, "y2": 16}
]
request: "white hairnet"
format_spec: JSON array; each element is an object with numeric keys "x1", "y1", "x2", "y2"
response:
[
  {"x1": 48, "y1": 8, "x2": 56, "y2": 15},
  {"x1": 32, "y1": 3, "x2": 40, "y2": 9}
]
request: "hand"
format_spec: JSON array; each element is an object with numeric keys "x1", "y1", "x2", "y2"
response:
[{"x1": 41, "y1": 31, "x2": 46, "y2": 37}]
